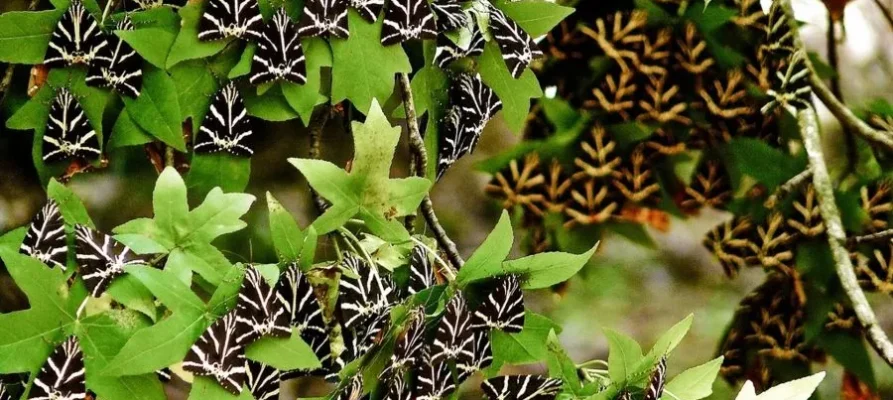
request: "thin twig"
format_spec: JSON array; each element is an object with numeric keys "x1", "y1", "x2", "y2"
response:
[
  {"x1": 826, "y1": 13, "x2": 858, "y2": 172},
  {"x1": 397, "y1": 73, "x2": 465, "y2": 272},
  {"x1": 164, "y1": 145, "x2": 175, "y2": 168},
  {"x1": 849, "y1": 229, "x2": 893, "y2": 246},
  {"x1": 308, "y1": 105, "x2": 332, "y2": 214},
  {"x1": 781, "y1": 0, "x2": 893, "y2": 368},
  {"x1": 0, "y1": 0, "x2": 40, "y2": 103},
  {"x1": 872, "y1": 0, "x2": 893, "y2": 32},
  {"x1": 764, "y1": 168, "x2": 813, "y2": 208},
  {"x1": 101, "y1": 0, "x2": 117, "y2": 25},
  {"x1": 807, "y1": 59, "x2": 893, "y2": 152}
]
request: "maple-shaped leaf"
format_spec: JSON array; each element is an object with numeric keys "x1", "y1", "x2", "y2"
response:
[
  {"x1": 330, "y1": 10, "x2": 411, "y2": 114},
  {"x1": 113, "y1": 167, "x2": 255, "y2": 285},
  {"x1": 289, "y1": 100, "x2": 431, "y2": 242},
  {"x1": 0, "y1": 248, "x2": 86, "y2": 373}
]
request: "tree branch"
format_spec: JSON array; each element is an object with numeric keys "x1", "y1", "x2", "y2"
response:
[
  {"x1": 308, "y1": 105, "x2": 331, "y2": 214},
  {"x1": 781, "y1": 0, "x2": 893, "y2": 368},
  {"x1": 849, "y1": 228, "x2": 893, "y2": 246},
  {"x1": 765, "y1": 168, "x2": 813, "y2": 208},
  {"x1": 397, "y1": 73, "x2": 465, "y2": 271},
  {"x1": 872, "y1": 0, "x2": 893, "y2": 32},
  {"x1": 0, "y1": 0, "x2": 41, "y2": 104}
]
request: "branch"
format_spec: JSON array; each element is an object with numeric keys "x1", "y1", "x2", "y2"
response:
[
  {"x1": 781, "y1": 0, "x2": 893, "y2": 368},
  {"x1": 397, "y1": 73, "x2": 465, "y2": 271},
  {"x1": 805, "y1": 53, "x2": 893, "y2": 151},
  {"x1": 764, "y1": 168, "x2": 812, "y2": 208},
  {"x1": 848, "y1": 229, "x2": 893, "y2": 246},
  {"x1": 308, "y1": 105, "x2": 331, "y2": 214},
  {"x1": 0, "y1": 0, "x2": 41, "y2": 104}
]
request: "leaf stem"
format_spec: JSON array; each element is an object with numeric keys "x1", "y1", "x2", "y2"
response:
[
  {"x1": 397, "y1": 73, "x2": 465, "y2": 271},
  {"x1": 164, "y1": 145, "x2": 174, "y2": 168},
  {"x1": 781, "y1": 0, "x2": 893, "y2": 368}
]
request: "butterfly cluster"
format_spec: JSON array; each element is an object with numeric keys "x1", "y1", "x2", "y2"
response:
[{"x1": 436, "y1": 73, "x2": 503, "y2": 180}]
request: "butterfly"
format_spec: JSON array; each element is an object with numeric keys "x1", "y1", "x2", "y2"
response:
[
  {"x1": 433, "y1": 28, "x2": 484, "y2": 68},
  {"x1": 334, "y1": 375, "x2": 368, "y2": 400},
  {"x1": 155, "y1": 368, "x2": 173, "y2": 382},
  {"x1": 382, "y1": 373, "x2": 412, "y2": 400},
  {"x1": 250, "y1": 8, "x2": 307, "y2": 86},
  {"x1": 380, "y1": 0, "x2": 437, "y2": 46},
  {"x1": 338, "y1": 253, "x2": 394, "y2": 329},
  {"x1": 436, "y1": 107, "x2": 468, "y2": 180},
  {"x1": 74, "y1": 225, "x2": 148, "y2": 297},
  {"x1": 86, "y1": 17, "x2": 143, "y2": 98},
  {"x1": 276, "y1": 263, "x2": 326, "y2": 336},
  {"x1": 43, "y1": 0, "x2": 109, "y2": 67},
  {"x1": 430, "y1": 0, "x2": 467, "y2": 32},
  {"x1": 280, "y1": 328, "x2": 335, "y2": 380},
  {"x1": 183, "y1": 311, "x2": 251, "y2": 395},
  {"x1": 643, "y1": 357, "x2": 667, "y2": 400},
  {"x1": 407, "y1": 245, "x2": 435, "y2": 295},
  {"x1": 198, "y1": 0, "x2": 264, "y2": 41},
  {"x1": 481, "y1": 375, "x2": 563, "y2": 400},
  {"x1": 19, "y1": 200, "x2": 68, "y2": 270},
  {"x1": 471, "y1": 275, "x2": 525, "y2": 333},
  {"x1": 416, "y1": 354, "x2": 456, "y2": 400},
  {"x1": 431, "y1": 292, "x2": 473, "y2": 363},
  {"x1": 456, "y1": 330, "x2": 493, "y2": 382},
  {"x1": 235, "y1": 265, "x2": 291, "y2": 343},
  {"x1": 450, "y1": 73, "x2": 502, "y2": 141},
  {"x1": 298, "y1": 0, "x2": 350, "y2": 38},
  {"x1": 384, "y1": 308, "x2": 426, "y2": 374},
  {"x1": 488, "y1": 6, "x2": 543, "y2": 78},
  {"x1": 245, "y1": 360, "x2": 280, "y2": 400},
  {"x1": 43, "y1": 88, "x2": 102, "y2": 163},
  {"x1": 29, "y1": 337, "x2": 86, "y2": 400},
  {"x1": 194, "y1": 82, "x2": 255, "y2": 156}
]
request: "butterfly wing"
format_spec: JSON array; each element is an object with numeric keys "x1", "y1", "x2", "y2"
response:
[
  {"x1": 250, "y1": 9, "x2": 307, "y2": 85},
  {"x1": 43, "y1": 89, "x2": 101, "y2": 163},
  {"x1": 44, "y1": 1, "x2": 109, "y2": 68},
  {"x1": 472, "y1": 275, "x2": 525, "y2": 333},
  {"x1": 245, "y1": 360, "x2": 280, "y2": 400},
  {"x1": 298, "y1": 0, "x2": 349, "y2": 38},
  {"x1": 29, "y1": 337, "x2": 86, "y2": 400},
  {"x1": 183, "y1": 311, "x2": 251, "y2": 394},
  {"x1": 235, "y1": 265, "x2": 291, "y2": 343},
  {"x1": 381, "y1": 0, "x2": 437, "y2": 46},
  {"x1": 488, "y1": 7, "x2": 543, "y2": 78},
  {"x1": 19, "y1": 200, "x2": 68, "y2": 270},
  {"x1": 74, "y1": 225, "x2": 147, "y2": 297},
  {"x1": 86, "y1": 17, "x2": 143, "y2": 97},
  {"x1": 195, "y1": 83, "x2": 255, "y2": 156},
  {"x1": 481, "y1": 375, "x2": 562, "y2": 400}
]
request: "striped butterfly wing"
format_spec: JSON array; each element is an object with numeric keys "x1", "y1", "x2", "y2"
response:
[
  {"x1": 338, "y1": 253, "x2": 394, "y2": 329},
  {"x1": 431, "y1": 292, "x2": 473, "y2": 363},
  {"x1": 86, "y1": 17, "x2": 143, "y2": 98},
  {"x1": 19, "y1": 200, "x2": 68, "y2": 270},
  {"x1": 349, "y1": 0, "x2": 384, "y2": 22},
  {"x1": 29, "y1": 337, "x2": 86, "y2": 400},
  {"x1": 235, "y1": 265, "x2": 291, "y2": 343},
  {"x1": 195, "y1": 83, "x2": 256, "y2": 156},
  {"x1": 298, "y1": 0, "x2": 350, "y2": 38},
  {"x1": 183, "y1": 311, "x2": 251, "y2": 394},
  {"x1": 471, "y1": 275, "x2": 525, "y2": 333},
  {"x1": 198, "y1": 0, "x2": 264, "y2": 41},
  {"x1": 245, "y1": 360, "x2": 280, "y2": 400},
  {"x1": 74, "y1": 225, "x2": 148, "y2": 297},
  {"x1": 430, "y1": 0, "x2": 467, "y2": 32},
  {"x1": 407, "y1": 245, "x2": 434, "y2": 295},
  {"x1": 43, "y1": 89, "x2": 101, "y2": 163},
  {"x1": 380, "y1": 0, "x2": 437, "y2": 46},
  {"x1": 415, "y1": 353, "x2": 456, "y2": 400},
  {"x1": 44, "y1": 0, "x2": 109, "y2": 68},
  {"x1": 250, "y1": 8, "x2": 307, "y2": 86},
  {"x1": 488, "y1": 6, "x2": 543, "y2": 78},
  {"x1": 456, "y1": 330, "x2": 493, "y2": 382},
  {"x1": 481, "y1": 375, "x2": 562, "y2": 400},
  {"x1": 433, "y1": 27, "x2": 484, "y2": 68}
]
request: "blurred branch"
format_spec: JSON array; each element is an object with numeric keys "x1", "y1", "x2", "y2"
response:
[
  {"x1": 872, "y1": 0, "x2": 893, "y2": 31},
  {"x1": 849, "y1": 229, "x2": 893, "y2": 246},
  {"x1": 0, "y1": 0, "x2": 40, "y2": 104},
  {"x1": 398, "y1": 73, "x2": 465, "y2": 271},
  {"x1": 765, "y1": 168, "x2": 812, "y2": 208},
  {"x1": 782, "y1": 0, "x2": 893, "y2": 369},
  {"x1": 308, "y1": 105, "x2": 331, "y2": 214}
]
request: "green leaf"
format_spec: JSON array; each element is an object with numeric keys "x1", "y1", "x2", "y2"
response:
[
  {"x1": 48, "y1": 179, "x2": 95, "y2": 228},
  {"x1": 546, "y1": 330, "x2": 583, "y2": 394},
  {"x1": 109, "y1": 108, "x2": 155, "y2": 148},
  {"x1": 817, "y1": 332, "x2": 875, "y2": 389},
  {"x1": 169, "y1": 60, "x2": 220, "y2": 131},
  {"x1": 106, "y1": 275, "x2": 158, "y2": 322},
  {"x1": 281, "y1": 38, "x2": 332, "y2": 123},
  {"x1": 289, "y1": 100, "x2": 431, "y2": 241},
  {"x1": 186, "y1": 154, "x2": 252, "y2": 198},
  {"x1": 646, "y1": 314, "x2": 693, "y2": 358},
  {"x1": 0, "y1": 10, "x2": 65, "y2": 64},
  {"x1": 245, "y1": 329, "x2": 322, "y2": 371},
  {"x1": 495, "y1": 0, "x2": 574, "y2": 37},
  {"x1": 456, "y1": 211, "x2": 513, "y2": 286},
  {"x1": 228, "y1": 43, "x2": 255, "y2": 79},
  {"x1": 491, "y1": 312, "x2": 561, "y2": 364},
  {"x1": 118, "y1": 28, "x2": 178, "y2": 69},
  {"x1": 125, "y1": 265, "x2": 205, "y2": 315},
  {"x1": 189, "y1": 377, "x2": 251, "y2": 400},
  {"x1": 726, "y1": 137, "x2": 805, "y2": 189},
  {"x1": 0, "y1": 248, "x2": 84, "y2": 373},
  {"x1": 330, "y1": 10, "x2": 411, "y2": 114},
  {"x1": 503, "y1": 244, "x2": 598, "y2": 289},
  {"x1": 735, "y1": 372, "x2": 826, "y2": 400},
  {"x1": 244, "y1": 84, "x2": 301, "y2": 121},
  {"x1": 76, "y1": 312, "x2": 167, "y2": 400},
  {"x1": 102, "y1": 310, "x2": 208, "y2": 376},
  {"x1": 605, "y1": 329, "x2": 643, "y2": 383},
  {"x1": 663, "y1": 356, "x2": 723, "y2": 400},
  {"x1": 0, "y1": 227, "x2": 27, "y2": 253},
  {"x1": 479, "y1": 41, "x2": 543, "y2": 133},
  {"x1": 123, "y1": 67, "x2": 186, "y2": 151},
  {"x1": 267, "y1": 192, "x2": 306, "y2": 264},
  {"x1": 166, "y1": 2, "x2": 232, "y2": 68}
]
